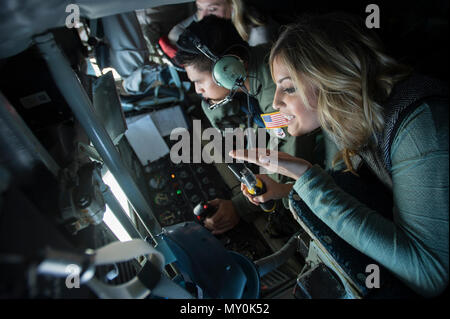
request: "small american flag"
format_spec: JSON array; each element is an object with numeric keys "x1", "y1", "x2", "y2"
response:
[{"x1": 261, "y1": 112, "x2": 288, "y2": 129}]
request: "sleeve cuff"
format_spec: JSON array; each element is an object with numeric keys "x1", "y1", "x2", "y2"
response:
[{"x1": 293, "y1": 164, "x2": 326, "y2": 197}]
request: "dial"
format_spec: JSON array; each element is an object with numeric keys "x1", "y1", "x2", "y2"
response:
[
  {"x1": 185, "y1": 182, "x2": 194, "y2": 190},
  {"x1": 190, "y1": 194, "x2": 201, "y2": 204},
  {"x1": 159, "y1": 210, "x2": 177, "y2": 226},
  {"x1": 149, "y1": 174, "x2": 168, "y2": 190},
  {"x1": 154, "y1": 192, "x2": 170, "y2": 206},
  {"x1": 196, "y1": 166, "x2": 205, "y2": 174},
  {"x1": 202, "y1": 177, "x2": 210, "y2": 184},
  {"x1": 208, "y1": 188, "x2": 217, "y2": 198},
  {"x1": 179, "y1": 170, "x2": 189, "y2": 179}
]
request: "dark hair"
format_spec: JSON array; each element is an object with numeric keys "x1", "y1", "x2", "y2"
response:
[{"x1": 174, "y1": 15, "x2": 249, "y2": 72}]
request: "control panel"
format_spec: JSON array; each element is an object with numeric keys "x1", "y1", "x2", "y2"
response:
[
  {"x1": 144, "y1": 155, "x2": 229, "y2": 226},
  {"x1": 143, "y1": 154, "x2": 273, "y2": 261}
]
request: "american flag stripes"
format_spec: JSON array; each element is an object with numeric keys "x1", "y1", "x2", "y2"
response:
[{"x1": 261, "y1": 112, "x2": 288, "y2": 129}]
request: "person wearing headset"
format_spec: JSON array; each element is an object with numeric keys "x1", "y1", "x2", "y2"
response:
[
  {"x1": 174, "y1": 15, "x2": 324, "y2": 235},
  {"x1": 230, "y1": 13, "x2": 448, "y2": 297}
]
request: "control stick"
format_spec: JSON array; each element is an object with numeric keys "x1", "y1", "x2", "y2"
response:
[
  {"x1": 227, "y1": 163, "x2": 276, "y2": 213},
  {"x1": 193, "y1": 201, "x2": 218, "y2": 223}
]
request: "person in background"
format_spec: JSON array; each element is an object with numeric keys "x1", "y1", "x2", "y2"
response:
[
  {"x1": 175, "y1": 16, "x2": 323, "y2": 235},
  {"x1": 168, "y1": 0, "x2": 278, "y2": 47},
  {"x1": 230, "y1": 13, "x2": 448, "y2": 297}
]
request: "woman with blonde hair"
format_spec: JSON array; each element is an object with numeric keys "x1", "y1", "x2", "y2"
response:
[
  {"x1": 168, "y1": 0, "x2": 277, "y2": 47},
  {"x1": 230, "y1": 13, "x2": 449, "y2": 297}
]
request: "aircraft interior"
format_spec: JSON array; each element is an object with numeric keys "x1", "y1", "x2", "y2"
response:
[{"x1": 0, "y1": 0, "x2": 448, "y2": 301}]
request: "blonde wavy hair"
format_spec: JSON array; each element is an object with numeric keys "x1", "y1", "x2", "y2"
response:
[
  {"x1": 269, "y1": 13, "x2": 411, "y2": 173},
  {"x1": 229, "y1": 0, "x2": 264, "y2": 42}
]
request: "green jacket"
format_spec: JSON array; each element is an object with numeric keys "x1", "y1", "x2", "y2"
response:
[
  {"x1": 293, "y1": 100, "x2": 449, "y2": 297},
  {"x1": 201, "y1": 45, "x2": 323, "y2": 221}
]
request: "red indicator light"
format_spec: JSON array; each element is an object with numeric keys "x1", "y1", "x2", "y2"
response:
[
  {"x1": 196, "y1": 216, "x2": 201, "y2": 220},
  {"x1": 203, "y1": 205, "x2": 208, "y2": 209}
]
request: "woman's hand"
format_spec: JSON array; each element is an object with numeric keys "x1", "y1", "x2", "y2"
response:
[
  {"x1": 229, "y1": 148, "x2": 313, "y2": 180},
  {"x1": 241, "y1": 174, "x2": 293, "y2": 206}
]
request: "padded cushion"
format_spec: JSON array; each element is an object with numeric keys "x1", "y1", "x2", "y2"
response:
[
  {"x1": 289, "y1": 169, "x2": 419, "y2": 298},
  {"x1": 160, "y1": 222, "x2": 250, "y2": 299}
]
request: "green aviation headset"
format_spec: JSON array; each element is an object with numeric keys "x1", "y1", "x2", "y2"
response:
[{"x1": 177, "y1": 30, "x2": 251, "y2": 109}]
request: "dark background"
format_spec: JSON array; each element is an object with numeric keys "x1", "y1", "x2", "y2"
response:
[{"x1": 246, "y1": 0, "x2": 449, "y2": 80}]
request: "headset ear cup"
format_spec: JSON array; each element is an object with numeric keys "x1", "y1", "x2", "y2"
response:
[{"x1": 212, "y1": 55, "x2": 247, "y2": 90}]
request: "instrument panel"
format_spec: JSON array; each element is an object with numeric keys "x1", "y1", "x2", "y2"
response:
[
  {"x1": 145, "y1": 155, "x2": 229, "y2": 227},
  {"x1": 144, "y1": 154, "x2": 273, "y2": 261}
]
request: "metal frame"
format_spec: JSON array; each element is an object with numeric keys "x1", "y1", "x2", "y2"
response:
[{"x1": 34, "y1": 32, "x2": 175, "y2": 262}]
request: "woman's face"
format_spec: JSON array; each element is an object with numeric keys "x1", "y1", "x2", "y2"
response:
[
  {"x1": 272, "y1": 56, "x2": 321, "y2": 137},
  {"x1": 196, "y1": 0, "x2": 232, "y2": 20}
]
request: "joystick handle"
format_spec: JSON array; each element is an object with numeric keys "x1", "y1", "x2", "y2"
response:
[{"x1": 193, "y1": 202, "x2": 218, "y2": 222}]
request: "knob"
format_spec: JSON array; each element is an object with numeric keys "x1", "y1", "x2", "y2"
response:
[
  {"x1": 193, "y1": 201, "x2": 218, "y2": 222},
  {"x1": 185, "y1": 182, "x2": 194, "y2": 190},
  {"x1": 190, "y1": 194, "x2": 200, "y2": 204}
]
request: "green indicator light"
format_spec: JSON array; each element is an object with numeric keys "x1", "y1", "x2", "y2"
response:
[{"x1": 177, "y1": 190, "x2": 182, "y2": 195}]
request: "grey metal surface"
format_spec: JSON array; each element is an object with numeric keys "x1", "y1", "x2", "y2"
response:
[
  {"x1": 0, "y1": 0, "x2": 194, "y2": 58},
  {"x1": 34, "y1": 32, "x2": 174, "y2": 261},
  {"x1": 0, "y1": 92, "x2": 60, "y2": 180},
  {"x1": 102, "y1": 185, "x2": 143, "y2": 240},
  {"x1": 92, "y1": 71, "x2": 127, "y2": 145}
]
